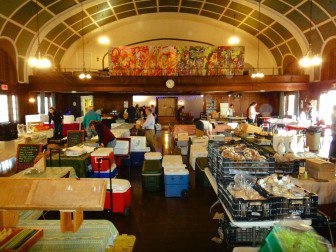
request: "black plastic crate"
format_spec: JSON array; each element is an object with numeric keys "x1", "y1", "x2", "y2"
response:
[
  {"x1": 218, "y1": 156, "x2": 275, "y2": 180},
  {"x1": 220, "y1": 212, "x2": 272, "y2": 246},
  {"x1": 274, "y1": 160, "x2": 300, "y2": 175},
  {"x1": 218, "y1": 179, "x2": 285, "y2": 221},
  {"x1": 257, "y1": 183, "x2": 318, "y2": 219}
]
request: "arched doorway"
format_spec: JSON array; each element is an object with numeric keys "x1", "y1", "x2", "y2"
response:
[
  {"x1": 0, "y1": 38, "x2": 18, "y2": 85},
  {"x1": 282, "y1": 55, "x2": 302, "y2": 76},
  {"x1": 321, "y1": 38, "x2": 336, "y2": 81}
]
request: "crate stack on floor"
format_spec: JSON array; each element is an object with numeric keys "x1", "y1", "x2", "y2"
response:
[
  {"x1": 90, "y1": 147, "x2": 131, "y2": 216},
  {"x1": 162, "y1": 155, "x2": 189, "y2": 198},
  {"x1": 207, "y1": 139, "x2": 319, "y2": 248}
]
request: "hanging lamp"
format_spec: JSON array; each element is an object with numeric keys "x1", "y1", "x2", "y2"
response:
[
  {"x1": 251, "y1": 0, "x2": 264, "y2": 79},
  {"x1": 299, "y1": 0, "x2": 322, "y2": 68},
  {"x1": 228, "y1": 14, "x2": 240, "y2": 45},
  {"x1": 98, "y1": 23, "x2": 110, "y2": 45},
  {"x1": 28, "y1": 0, "x2": 51, "y2": 69},
  {"x1": 79, "y1": 1, "x2": 91, "y2": 80}
]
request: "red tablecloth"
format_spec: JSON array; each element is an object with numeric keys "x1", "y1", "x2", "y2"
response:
[
  {"x1": 45, "y1": 123, "x2": 80, "y2": 137},
  {"x1": 285, "y1": 124, "x2": 331, "y2": 132}
]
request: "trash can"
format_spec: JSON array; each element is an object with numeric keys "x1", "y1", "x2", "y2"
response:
[{"x1": 306, "y1": 126, "x2": 322, "y2": 151}]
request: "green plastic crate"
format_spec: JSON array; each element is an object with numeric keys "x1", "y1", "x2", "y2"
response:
[
  {"x1": 195, "y1": 157, "x2": 211, "y2": 187},
  {"x1": 142, "y1": 160, "x2": 163, "y2": 192}
]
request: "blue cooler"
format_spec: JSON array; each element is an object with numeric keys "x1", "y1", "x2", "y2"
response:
[
  {"x1": 130, "y1": 148, "x2": 150, "y2": 167},
  {"x1": 92, "y1": 163, "x2": 118, "y2": 178},
  {"x1": 164, "y1": 168, "x2": 189, "y2": 197}
]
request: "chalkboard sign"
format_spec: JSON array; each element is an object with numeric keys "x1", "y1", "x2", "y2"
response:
[
  {"x1": 16, "y1": 144, "x2": 43, "y2": 171},
  {"x1": 67, "y1": 130, "x2": 85, "y2": 147}
]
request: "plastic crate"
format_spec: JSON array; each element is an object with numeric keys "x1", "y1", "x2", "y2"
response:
[
  {"x1": 221, "y1": 214, "x2": 271, "y2": 247},
  {"x1": 195, "y1": 157, "x2": 211, "y2": 187},
  {"x1": 274, "y1": 160, "x2": 300, "y2": 175},
  {"x1": 218, "y1": 179, "x2": 285, "y2": 221},
  {"x1": 257, "y1": 183, "x2": 318, "y2": 219}
]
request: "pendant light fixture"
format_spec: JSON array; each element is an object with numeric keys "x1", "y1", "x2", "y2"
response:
[
  {"x1": 228, "y1": 14, "x2": 240, "y2": 45},
  {"x1": 98, "y1": 23, "x2": 110, "y2": 45},
  {"x1": 299, "y1": 0, "x2": 322, "y2": 68},
  {"x1": 251, "y1": 0, "x2": 264, "y2": 79},
  {"x1": 28, "y1": 0, "x2": 51, "y2": 69},
  {"x1": 79, "y1": 1, "x2": 91, "y2": 80}
]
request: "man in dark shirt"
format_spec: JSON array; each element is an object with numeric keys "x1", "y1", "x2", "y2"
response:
[
  {"x1": 48, "y1": 107, "x2": 63, "y2": 139},
  {"x1": 89, "y1": 121, "x2": 116, "y2": 147},
  {"x1": 126, "y1": 105, "x2": 136, "y2": 123}
]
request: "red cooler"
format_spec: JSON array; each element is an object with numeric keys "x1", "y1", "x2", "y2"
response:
[
  {"x1": 91, "y1": 148, "x2": 114, "y2": 172},
  {"x1": 104, "y1": 178, "x2": 131, "y2": 216}
]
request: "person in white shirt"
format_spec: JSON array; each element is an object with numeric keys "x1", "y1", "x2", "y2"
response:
[
  {"x1": 227, "y1": 104, "x2": 235, "y2": 117},
  {"x1": 329, "y1": 105, "x2": 336, "y2": 159},
  {"x1": 248, "y1": 102, "x2": 259, "y2": 123},
  {"x1": 142, "y1": 108, "x2": 156, "y2": 151}
]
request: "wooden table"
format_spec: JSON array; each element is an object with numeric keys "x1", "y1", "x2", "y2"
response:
[{"x1": 0, "y1": 178, "x2": 106, "y2": 232}]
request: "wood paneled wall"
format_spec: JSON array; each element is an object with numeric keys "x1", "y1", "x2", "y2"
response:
[
  {"x1": 55, "y1": 93, "x2": 133, "y2": 118},
  {"x1": 205, "y1": 92, "x2": 280, "y2": 116}
]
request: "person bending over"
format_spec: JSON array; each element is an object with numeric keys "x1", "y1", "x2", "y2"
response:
[{"x1": 89, "y1": 121, "x2": 116, "y2": 148}]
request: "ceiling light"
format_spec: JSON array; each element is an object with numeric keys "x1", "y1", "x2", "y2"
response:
[
  {"x1": 29, "y1": 97, "x2": 36, "y2": 103},
  {"x1": 79, "y1": 73, "x2": 86, "y2": 79},
  {"x1": 86, "y1": 73, "x2": 92, "y2": 79},
  {"x1": 98, "y1": 36, "x2": 110, "y2": 45},
  {"x1": 299, "y1": 0, "x2": 322, "y2": 68},
  {"x1": 228, "y1": 36, "x2": 240, "y2": 45},
  {"x1": 251, "y1": 72, "x2": 265, "y2": 79}
]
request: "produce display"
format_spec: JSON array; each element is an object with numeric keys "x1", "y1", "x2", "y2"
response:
[{"x1": 258, "y1": 174, "x2": 306, "y2": 199}]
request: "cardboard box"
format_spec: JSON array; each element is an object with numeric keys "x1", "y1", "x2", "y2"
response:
[{"x1": 306, "y1": 158, "x2": 336, "y2": 180}]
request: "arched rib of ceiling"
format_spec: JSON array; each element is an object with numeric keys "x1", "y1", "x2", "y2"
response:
[{"x1": 0, "y1": 0, "x2": 335, "y2": 82}]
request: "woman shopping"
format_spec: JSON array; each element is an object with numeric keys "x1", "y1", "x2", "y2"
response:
[{"x1": 247, "y1": 102, "x2": 259, "y2": 124}]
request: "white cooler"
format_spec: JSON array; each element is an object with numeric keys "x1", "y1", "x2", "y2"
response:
[
  {"x1": 189, "y1": 145, "x2": 208, "y2": 170},
  {"x1": 63, "y1": 115, "x2": 75, "y2": 124},
  {"x1": 145, "y1": 152, "x2": 162, "y2": 160}
]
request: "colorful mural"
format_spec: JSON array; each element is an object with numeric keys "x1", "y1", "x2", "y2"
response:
[{"x1": 108, "y1": 46, "x2": 244, "y2": 76}]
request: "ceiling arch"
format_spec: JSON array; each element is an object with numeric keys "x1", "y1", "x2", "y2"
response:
[{"x1": 0, "y1": 0, "x2": 335, "y2": 82}]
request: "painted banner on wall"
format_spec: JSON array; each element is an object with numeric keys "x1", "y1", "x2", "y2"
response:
[{"x1": 108, "y1": 45, "x2": 244, "y2": 76}]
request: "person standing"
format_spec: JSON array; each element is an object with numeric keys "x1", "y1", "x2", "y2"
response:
[
  {"x1": 329, "y1": 105, "x2": 336, "y2": 160},
  {"x1": 142, "y1": 108, "x2": 156, "y2": 151},
  {"x1": 247, "y1": 102, "x2": 259, "y2": 124},
  {"x1": 126, "y1": 105, "x2": 136, "y2": 123},
  {"x1": 89, "y1": 121, "x2": 116, "y2": 148},
  {"x1": 83, "y1": 106, "x2": 101, "y2": 139},
  {"x1": 176, "y1": 106, "x2": 184, "y2": 122},
  {"x1": 48, "y1": 107, "x2": 63, "y2": 139},
  {"x1": 227, "y1": 104, "x2": 235, "y2": 117},
  {"x1": 306, "y1": 102, "x2": 313, "y2": 122}
]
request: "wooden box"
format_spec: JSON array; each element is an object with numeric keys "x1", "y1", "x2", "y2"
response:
[
  {"x1": 240, "y1": 123, "x2": 262, "y2": 134},
  {"x1": 306, "y1": 158, "x2": 336, "y2": 180},
  {"x1": 0, "y1": 227, "x2": 43, "y2": 251}
]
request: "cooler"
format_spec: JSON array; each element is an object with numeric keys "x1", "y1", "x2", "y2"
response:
[
  {"x1": 144, "y1": 152, "x2": 162, "y2": 160},
  {"x1": 92, "y1": 163, "x2": 118, "y2": 178},
  {"x1": 195, "y1": 157, "x2": 211, "y2": 187},
  {"x1": 114, "y1": 140, "x2": 130, "y2": 155},
  {"x1": 90, "y1": 148, "x2": 114, "y2": 172},
  {"x1": 164, "y1": 168, "x2": 189, "y2": 197},
  {"x1": 189, "y1": 145, "x2": 208, "y2": 170},
  {"x1": 130, "y1": 147, "x2": 150, "y2": 167},
  {"x1": 130, "y1": 136, "x2": 147, "y2": 151},
  {"x1": 103, "y1": 178, "x2": 131, "y2": 216},
  {"x1": 142, "y1": 160, "x2": 163, "y2": 192},
  {"x1": 162, "y1": 155, "x2": 185, "y2": 169}
]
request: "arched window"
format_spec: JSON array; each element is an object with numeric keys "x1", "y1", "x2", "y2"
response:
[{"x1": 321, "y1": 38, "x2": 336, "y2": 81}]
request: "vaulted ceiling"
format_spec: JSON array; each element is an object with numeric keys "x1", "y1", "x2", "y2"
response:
[{"x1": 0, "y1": 0, "x2": 335, "y2": 82}]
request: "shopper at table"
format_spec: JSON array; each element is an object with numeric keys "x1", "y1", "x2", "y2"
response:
[
  {"x1": 329, "y1": 105, "x2": 336, "y2": 159},
  {"x1": 83, "y1": 106, "x2": 101, "y2": 128},
  {"x1": 48, "y1": 107, "x2": 63, "y2": 139},
  {"x1": 227, "y1": 104, "x2": 235, "y2": 117},
  {"x1": 142, "y1": 108, "x2": 156, "y2": 151},
  {"x1": 89, "y1": 121, "x2": 116, "y2": 148},
  {"x1": 247, "y1": 102, "x2": 259, "y2": 123},
  {"x1": 126, "y1": 105, "x2": 136, "y2": 123}
]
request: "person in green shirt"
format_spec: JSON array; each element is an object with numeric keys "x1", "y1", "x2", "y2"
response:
[{"x1": 83, "y1": 106, "x2": 101, "y2": 139}]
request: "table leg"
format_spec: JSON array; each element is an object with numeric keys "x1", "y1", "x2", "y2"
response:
[
  {"x1": 252, "y1": 227, "x2": 256, "y2": 247},
  {"x1": 209, "y1": 199, "x2": 220, "y2": 213},
  {"x1": 60, "y1": 210, "x2": 83, "y2": 233}
]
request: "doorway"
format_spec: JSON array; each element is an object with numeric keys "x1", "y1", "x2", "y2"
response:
[
  {"x1": 81, "y1": 95, "x2": 94, "y2": 116},
  {"x1": 157, "y1": 97, "x2": 177, "y2": 117}
]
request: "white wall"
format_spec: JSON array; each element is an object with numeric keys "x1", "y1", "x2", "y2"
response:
[
  {"x1": 61, "y1": 13, "x2": 278, "y2": 75},
  {"x1": 133, "y1": 95, "x2": 204, "y2": 118}
]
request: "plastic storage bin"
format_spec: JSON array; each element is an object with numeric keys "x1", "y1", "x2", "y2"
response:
[
  {"x1": 195, "y1": 157, "x2": 211, "y2": 187},
  {"x1": 90, "y1": 148, "x2": 114, "y2": 172},
  {"x1": 103, "y1": 178, "x2": 131, "y2": 216},
  {"x1": 142, "y1": 160, "x2": 163, "y2": 192},
  {"x1": 164, "y1": 168, "x2": 189, "y2": 197}
]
